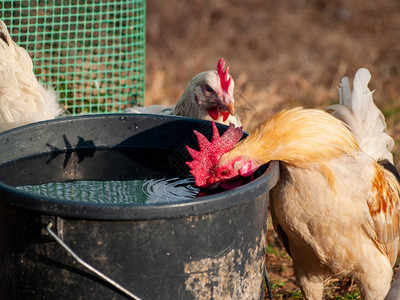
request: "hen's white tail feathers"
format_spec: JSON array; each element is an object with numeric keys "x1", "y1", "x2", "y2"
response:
[
  {"x1": 0, "y1": 20, "x2": 61, "y2": 132},
  {"x1": 337, "y1": 76, "x2": 352, "y2": 107},
  {"x1": 329, "y1": 68, "x2": 394, "y2": 163}
]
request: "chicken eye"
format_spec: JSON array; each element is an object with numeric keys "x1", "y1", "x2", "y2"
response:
[{"x1": 203, "y1": 83, "x2": 214, "y2": 94}]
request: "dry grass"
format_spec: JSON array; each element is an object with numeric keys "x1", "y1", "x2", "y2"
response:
[{"x1": 146, "y1": 1, "x2": 400, "y2": 298}]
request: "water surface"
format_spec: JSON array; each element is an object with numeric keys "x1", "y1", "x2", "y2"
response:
[
  {"x1": 18, "y1": 177, "x2": 200, "y2": 204},
  {"x1": 2, "y1": 147, "x2": 200, "y2": 204}
]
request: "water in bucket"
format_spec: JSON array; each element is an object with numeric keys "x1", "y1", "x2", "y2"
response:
[{"x1": 2, "y1": 147, "x2": 201, "y2": 204}]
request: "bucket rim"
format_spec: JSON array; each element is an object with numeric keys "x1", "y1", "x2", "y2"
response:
[
  {"x1": 0, "y1": 161, "x2": 279, "y2": 220},
  {"x1": 0, "y1": 114, "x2": 280, "y2": 220}
]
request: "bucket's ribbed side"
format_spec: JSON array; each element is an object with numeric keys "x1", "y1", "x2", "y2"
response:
[{"x1": 0, "y1": 190, "x2": 270, "y2": 300}]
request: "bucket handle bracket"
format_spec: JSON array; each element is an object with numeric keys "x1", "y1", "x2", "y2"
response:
[
  {"x1": 45, "y1": 222, "x2": 143, "y2": 300},
  {"x1": 41, "y1": 215, "x2": 63, "y2": 239}
]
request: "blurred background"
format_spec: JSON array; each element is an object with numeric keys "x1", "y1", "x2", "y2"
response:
[{"x1": 145, "y1": 0, "x2": 400, "y2": 163}]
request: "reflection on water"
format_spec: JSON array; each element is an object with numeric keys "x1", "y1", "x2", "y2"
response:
[
  {"x1": 143, "y1": 177, "x2": 199, "y2": 204},
  {"x1": 17, "y1": 177, "x2": 200, "y2": 205}
]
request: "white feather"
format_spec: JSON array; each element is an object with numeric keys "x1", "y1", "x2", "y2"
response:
[
  {"x1": 329, "y1": 68, "x2": 394, "y2": 163},
  {"x1": 351, "y1": 68, "x2": 372, "y2": 118},
  {"x1": 338, "y1": 76, "x2": 351, "y2": 107},
  {"x1": 0, "y1": 20, "x2": 62, "y2": 132}
]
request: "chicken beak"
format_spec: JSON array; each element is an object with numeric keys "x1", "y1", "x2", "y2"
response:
[
  {"x1": 225, "y1": 101, "x2": 236, "y2": 115},
  {"x1": 220, "y1": 93, "x2": 235, "y2": 115}
]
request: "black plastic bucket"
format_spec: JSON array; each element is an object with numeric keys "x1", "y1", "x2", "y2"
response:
[{"x1": 0, "y1": 114, "x2": 279, "y2": 300}]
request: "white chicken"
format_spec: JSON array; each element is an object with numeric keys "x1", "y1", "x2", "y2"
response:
[
  {"x1": 0, "y1": 20, "x2": 62, "y2": 132},
  {"x1": 126, "y1": 58, "x2": 242, "y2": 127}
]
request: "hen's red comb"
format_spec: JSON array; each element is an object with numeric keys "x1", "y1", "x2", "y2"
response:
[
  {"x1": 186, "y1": 122, "x2": 243, "y2": 188},
  {"x1": 217, "y1": 58, "x2": 232, "y2": 95}
]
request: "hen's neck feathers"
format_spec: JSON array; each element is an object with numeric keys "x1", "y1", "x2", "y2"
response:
[
  {"x1": 226, "y1": 108, "x2": 360, "y2": 167},
  {"x1": 173, "y1": 71, "x2": 212, "y2": 119}
]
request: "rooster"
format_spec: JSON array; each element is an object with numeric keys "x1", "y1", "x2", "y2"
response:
[
  {"x1": 0, "y1": 20, "x2": 62, "y2": 132},
  {"x1": 186, "y1": 69, "x2": 400, "y2": 299},
  {"x1": 126, "y1": 58, "x2": 242, "y2": 127}
]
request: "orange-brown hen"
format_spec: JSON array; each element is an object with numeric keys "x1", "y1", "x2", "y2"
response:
[{"x1": 188, "y1": 69, "x2": 400, "y2": 299}]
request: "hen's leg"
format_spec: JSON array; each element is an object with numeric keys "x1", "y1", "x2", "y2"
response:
[
  {"x1": 292, "y1": 254, "x2": 325, "y2": 300},
  {"x1": 290, "y1": 246, "x2": 326, "y2": 300},
  {"x1": 295, "y1": 270, "x2": 325, "y2": 300}
]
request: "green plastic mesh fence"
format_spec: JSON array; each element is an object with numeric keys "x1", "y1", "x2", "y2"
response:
[{"x1": 0, "y1": 0, "x2": 146, "y2": 115}]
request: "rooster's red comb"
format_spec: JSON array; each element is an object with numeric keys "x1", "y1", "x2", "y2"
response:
[
  {"x1": 217, "y1": 58, "x2": 232, "y2": 95},
  {"x1": 186, "y1": 122, "x2": 243, "y2": 188}
]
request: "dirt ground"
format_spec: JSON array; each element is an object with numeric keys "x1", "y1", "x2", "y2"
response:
[{"x1": 146, "y1": 1, "x2": 400, "y2": 298}]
